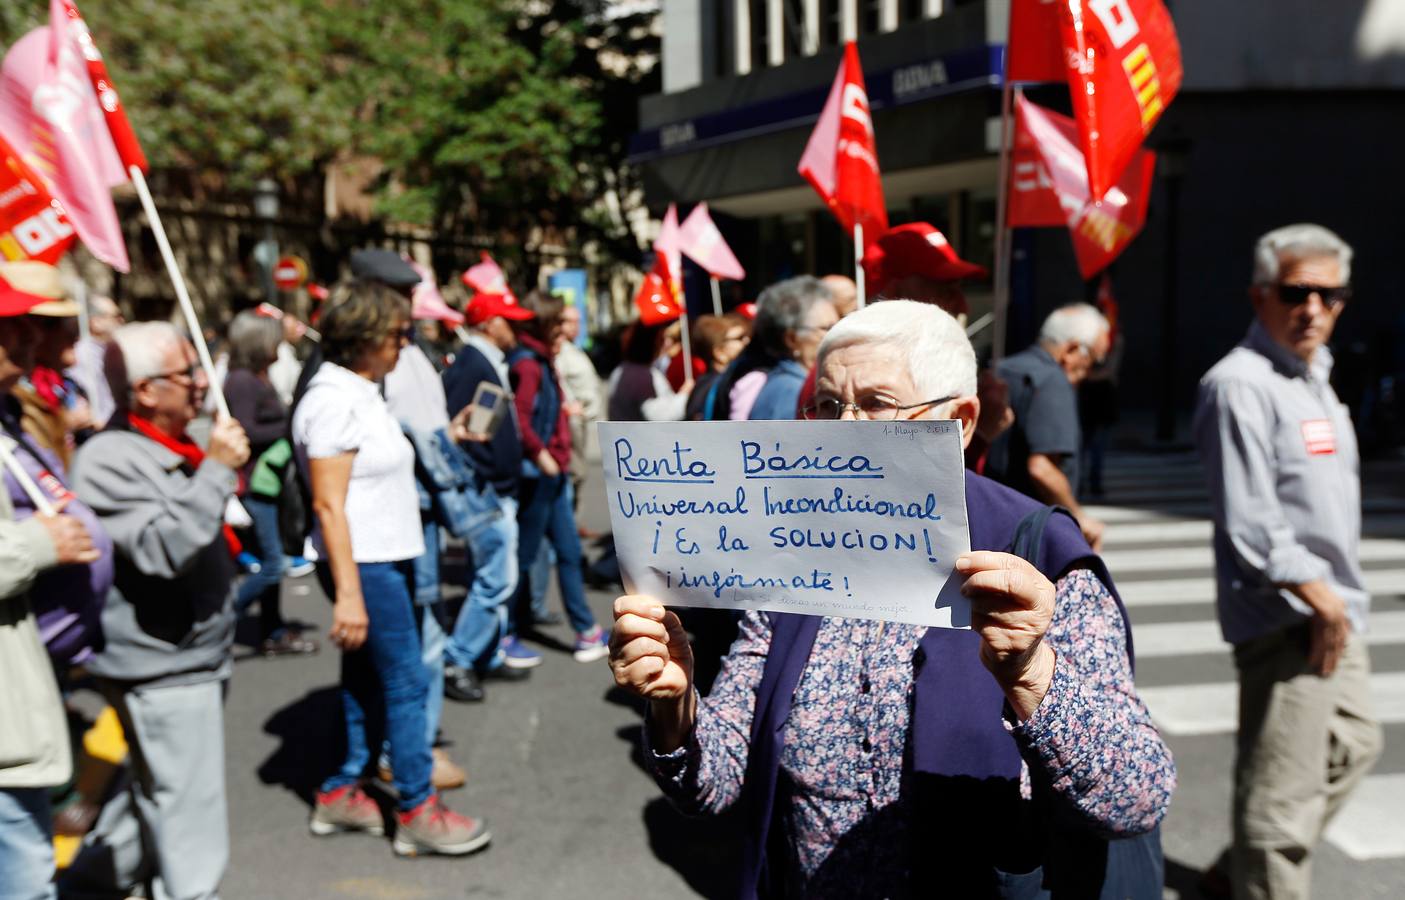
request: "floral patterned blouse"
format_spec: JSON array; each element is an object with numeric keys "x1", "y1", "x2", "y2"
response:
[{"x1": 646, "y1": 569, "x2": 1176, "y2": 897}]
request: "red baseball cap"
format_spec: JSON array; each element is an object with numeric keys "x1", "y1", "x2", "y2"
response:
[
  {"x1": 466, "y1": 292, "x2": 533, "y2": 326},
  {"x1": 0, "y1": 273, "x2": 51, "y2": 317},
  {"x1": 861, "y1": 223, "x2": 988, "y2": 294}
]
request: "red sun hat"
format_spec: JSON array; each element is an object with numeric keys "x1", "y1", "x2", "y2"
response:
[
  {"x1": 0, "y1": 273, "x2": 52, "y2": 317},
  {"x1": 466, "y1": 292, "x2": 533, "y2": 326},
  {"x1": 861, "y1": 222, "x2": 988, "y2": 295}
]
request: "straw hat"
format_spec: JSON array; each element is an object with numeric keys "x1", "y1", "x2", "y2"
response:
[{"x1": 0, "y1": 260, "x2": 80, "y2": 316}]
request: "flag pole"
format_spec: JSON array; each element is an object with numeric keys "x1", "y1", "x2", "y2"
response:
[
  {"x1": 127, "y1": 165, "x2": 229, "y2": 418},
  {"x1": 854, "y1": 223, "x2": 866, "y2": 309},
  {"x1": 678, "y1": 302, "x2": 693, "y2": 383},
  {"x1": 990, "y1": 49, "x2": 1017, "y2": 363},
  {"x1": 709, "y1": 276, "x2": 723, "y2": 317},
  {"x1": 0, "y1": 441, "x2": 56, "y2": 517}
]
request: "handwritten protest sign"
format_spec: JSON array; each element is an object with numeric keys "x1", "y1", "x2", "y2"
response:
[{"x1": 599, "y1": 420, "x2": 972, "y2": 628}]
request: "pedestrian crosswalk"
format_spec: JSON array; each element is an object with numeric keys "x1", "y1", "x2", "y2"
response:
[{"x1": 1089, "y1": 450, "x2": 1405, "y2": 862}]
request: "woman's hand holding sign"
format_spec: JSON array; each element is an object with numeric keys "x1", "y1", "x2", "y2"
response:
[
  {"x1": 957, "y1": 551, "x2": 1058, "y2": 721},
  {"x1": 610, "y1": 595, "x2": 697, "y2": 753}
]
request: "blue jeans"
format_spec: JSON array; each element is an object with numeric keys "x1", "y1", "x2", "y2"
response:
[
  {"x1": 446, "y1": 494, "x2": 518, "y2": 670},
  {"x1": 234, "y1": 496, "x2": 286, "y2": 640},
  {"x1": 529, "y1": 543, "x2": 556, "y2": 620},
  {"x1": 414, "y1": 517, "x2": 444, "y2": 740},
  {"x1": 318, "y1": 560, "x2": 433, "y2": 811},
  {"x1": 515, "y1": 475, "x2": 594, "y2": 635},
  {"x1": 0, "y1": 788, "x2": 55, "y2": 900}
]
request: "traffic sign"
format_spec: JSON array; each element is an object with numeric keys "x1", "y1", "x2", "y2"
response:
[{"x1": 273, "y1": 255, "x2": 308, "y2": 291}]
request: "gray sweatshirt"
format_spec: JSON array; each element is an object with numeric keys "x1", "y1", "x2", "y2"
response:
[
  {"x1": 1193, "y1": 322, "x2": 1368, "y2": 645},
  {"x1": 71, "y1": 427, "x2": 238, "y2": 686}
]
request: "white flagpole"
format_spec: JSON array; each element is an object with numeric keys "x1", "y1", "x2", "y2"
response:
[
  {"x1": 854, "y1": 223, "x2": 866, "y2": 308},
  {"x1": 709, "y1": 276, "x2": 723, "y2": 317},
  {"x1": 127, "y1": 165, "x2": 229, "y2": 418},
  {"x1": 454, "y1": 325, "x2": 472, "y2": 345},
  {"x1": 0, "y1": 441, "x2": 56, "y2": 517},
  {"x1": 678, "y1": 304, "x2": 693, "y2": 382}
]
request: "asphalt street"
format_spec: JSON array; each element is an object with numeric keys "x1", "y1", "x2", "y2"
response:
[{"x1": 198, "y1": 450, "x2": 1405, "y2": 899}]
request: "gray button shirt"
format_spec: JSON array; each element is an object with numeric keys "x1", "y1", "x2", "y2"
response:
[{"x1": 1193, "y1": 321, "x2": 1368, "y2": 645}]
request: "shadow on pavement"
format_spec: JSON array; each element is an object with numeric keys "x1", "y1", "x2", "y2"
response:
[
  {"x1": 1165, "y1": 856, "x2": 1213, "y2": 898},
  {"x1": 257, "y1": 686, "x2": 342, "y2": 806},
  {"x1": 609, "y1": 687, "x2": 739, "y2": 896}
]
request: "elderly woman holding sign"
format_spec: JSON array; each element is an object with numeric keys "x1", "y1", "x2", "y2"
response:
[{"x1": 609, "y1": 300, "x2": 1174, "y2": 899}]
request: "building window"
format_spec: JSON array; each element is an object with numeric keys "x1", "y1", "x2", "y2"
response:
[
  {"x1": 901, "y1": 0, "x2": 927, "y2": 22},
  {"x1": 715, "y1": 0, "x2": 736, "y2": 78},
  {"x1": 783, "y1": 0, "x2": 811, "y2": 57},
  {"x1": 750, "y1": 0, "x2": 770, "y2": 68},
  {"x1": 859, "y1": 0, "x2": 882, "y2": 35},
  {"x1": 819, "y1": 0, "x2": 842, "y2": 47}
]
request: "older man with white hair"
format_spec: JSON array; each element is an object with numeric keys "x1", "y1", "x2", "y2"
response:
[
  {"x1": 62, "y1": 321, "x2": 250, "y2": 900},
  {"x1": 985, "y1": 303, "x2": 1110, "y2": 549},
  {"x1": 1194, "y1": 224, "x2": 1383, "y2": 899}
]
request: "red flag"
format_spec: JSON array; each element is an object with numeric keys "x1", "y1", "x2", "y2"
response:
[
  {"x1": 798, "y1": 42, "x2": 887, "y2": 245},
  {"x1": 0, "y1": 134, "x2": 77, "y2": 265},
  {"x1": 1007, "y1": 0, "x2": 1066, "y2": 82},
  {"x1": 678, "y1": 202, "x2": 745, "y2": 282},
  {"x1": 54, "y1": 0, "x2": 147, "y2": 174},
  {"x1": 1059, "y1": 0, "x2": 1181, "y2": 198},
  {"x1": 0, "y1": 8, "x2": 129, "y2": 271},
  {"x1": 634, "y1": 271, "x2": 681, "y2": 327},
  {"x1": 1008, "y1": 95, "x2": 1155, "y2": 279}
]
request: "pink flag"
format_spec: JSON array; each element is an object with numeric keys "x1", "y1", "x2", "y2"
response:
[
  {"x1": 461, "y1": 251, "x2": 515, "y2": 301},
  {"x1": 409, "y1": 260, "x2": 465, "y2": 327},
  {"x1": 678, "y1": 202, "x2": 745, "y2": 282},
  {"x1": 654, "y1": 203, "x2": 683, "y2": 296},
  {"x1": 0, "y1": 8, "x2": 129, "y2": 271}
]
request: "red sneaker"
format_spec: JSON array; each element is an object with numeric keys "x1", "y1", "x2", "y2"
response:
[
  {"x1": 309, "y1": 784, "x2": 384, "y2": 837},
  {"x1": 392, "y1": 794, "x2": 491, "y2": 857}
]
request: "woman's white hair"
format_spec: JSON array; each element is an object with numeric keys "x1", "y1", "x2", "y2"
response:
[
  {"x1": 1039, "y1": 302, "x2": 1109, "y2": 349},
  {"x1": 1252, "y1": 223, "x2": 1353, "y2": 285},
  {"x1": 817, "y1": 300, "x2": 977, "y2": 400},
  {"x1": 106, "y1": 321, "x2": 184, "y2": 408}
]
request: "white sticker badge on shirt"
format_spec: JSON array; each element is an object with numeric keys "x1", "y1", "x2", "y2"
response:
[{"x1": 1301, "y1": 419, "x2": 1336, "y2": 456}]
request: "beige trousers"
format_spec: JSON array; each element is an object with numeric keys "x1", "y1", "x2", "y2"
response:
[{"x1": 1227, "y1": 626, "x2": 1383, "y2": 899}]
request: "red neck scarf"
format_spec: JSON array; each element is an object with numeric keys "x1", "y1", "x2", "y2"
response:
[{"x1": 127, "y1": 415, "x2": 242, "y2": 557}]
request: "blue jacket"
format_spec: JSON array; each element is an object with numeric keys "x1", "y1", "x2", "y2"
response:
[
  {"x1": 737, "y1": 473, "x2": 1150, "y2": 899},
  {"x1": 442, "y1": 343, "x2": 523, "y2": 498},
  {"x1": 746, "y1": 359, "x2": 807, "y2": 421}
]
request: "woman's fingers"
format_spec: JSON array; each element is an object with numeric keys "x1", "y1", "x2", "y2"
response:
[
  {"x1": 610, "y1": 613, "x2": 669, "y2": 647},
  {"x1": 614, "y1": 594, "x2": 666, "y2": 621},
  {"x1": 958, "y1": 552, "x2": 1051, "y2": 611},
  {"x1": 614, "y1": 635, "x2": 671, "y2": 668}
]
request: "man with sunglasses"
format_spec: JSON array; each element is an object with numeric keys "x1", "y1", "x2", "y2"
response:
[{"x1": 1194, "y1": 223, "x2": 1383, "y2": 899}]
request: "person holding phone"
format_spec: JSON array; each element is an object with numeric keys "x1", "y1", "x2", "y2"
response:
[{"x1": 441, "y1": 291, "x2": 539, "y2": 698}]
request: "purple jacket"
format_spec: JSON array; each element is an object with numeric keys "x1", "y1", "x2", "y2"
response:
[
  {"x1": 737, "y1": 473, "x2": 1144, "y2": 898},
  {"x1": 2, "y1": 413, "x2": 113, "y2": 667}
]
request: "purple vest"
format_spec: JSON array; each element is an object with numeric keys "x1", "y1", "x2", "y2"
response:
[{"x1": 737, "y1": 472, "x2": 1133, "y2": 898}]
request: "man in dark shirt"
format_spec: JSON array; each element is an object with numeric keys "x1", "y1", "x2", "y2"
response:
[
  {"x1": 986, "y1": 303, "x2": 1109, "y2": 549},
  {"x1": 440, "y1": 292, "x2": 535, "y2": 699}
]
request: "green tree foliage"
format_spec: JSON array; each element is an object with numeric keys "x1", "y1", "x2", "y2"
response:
[{"x1": 0, "y1": 1, "x2": 659, "y2": 263}]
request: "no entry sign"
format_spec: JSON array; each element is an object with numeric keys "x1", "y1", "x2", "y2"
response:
[{"x1": 273, "y1": 255, "x2": 307, "y2": 291}]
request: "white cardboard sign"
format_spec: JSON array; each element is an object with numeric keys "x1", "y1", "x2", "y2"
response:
[{"x1": 598, "y1": 420, "x2": 972, "y2": 628}]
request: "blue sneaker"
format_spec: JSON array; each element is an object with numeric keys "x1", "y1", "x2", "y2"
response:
[
  {"x1": 499, "y1": 636, "x2": 543, "y2": 669},
  {"x1": 285, "y1": 555, "x2": 316, "y2": 578},
  {"x1": 236, "y1": 551, "x2": 261, "y2": 574}
]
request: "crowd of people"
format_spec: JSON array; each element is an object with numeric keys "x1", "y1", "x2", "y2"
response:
[{"x1": 0, "y1": 219, "x2": 1384, "y2": 899}]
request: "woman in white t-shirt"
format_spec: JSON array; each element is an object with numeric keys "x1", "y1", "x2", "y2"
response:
[{"x1": 291, "y1": 280, "x2": 488, "y2": 859}]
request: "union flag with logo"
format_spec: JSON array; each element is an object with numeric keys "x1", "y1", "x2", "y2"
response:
[
  {"x1": 1006, "y1": 0, "x2": 1182, "y2": 199},
  {"x1": 798, "y1": 41, "x2": 888, "y2": 245},
  {"x1": 1007, "y1": 94, "x2": 1156, "y2": 279},
  {"x1": 0, "y1": 133, "x2": 76, "y2": 265}
]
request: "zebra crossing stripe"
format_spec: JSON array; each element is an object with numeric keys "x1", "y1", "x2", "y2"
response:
[
  {"x1": 1131, "y1": 610, "x2": 1405, "y2": 658},
  {"x1": 1323, "y1": 774, "x2": 1405, "y2": 860},
  {"x1": 1138, "y1": 671, "x2": 1405, "y2": 737},
  {"x1": 1116, "y1": 568, "x2": 1405, "y2": 608}
]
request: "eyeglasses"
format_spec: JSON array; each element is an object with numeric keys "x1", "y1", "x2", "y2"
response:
[
  {"x1": 1275, "y1": 283, "x2": 1351, "y2": 310},
  {"x1": 150, "y1": 363, "x2": 199, "y2": 384},
  {"x1": 802, "y1": 393, "x2": 959, "y2": 421}
]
